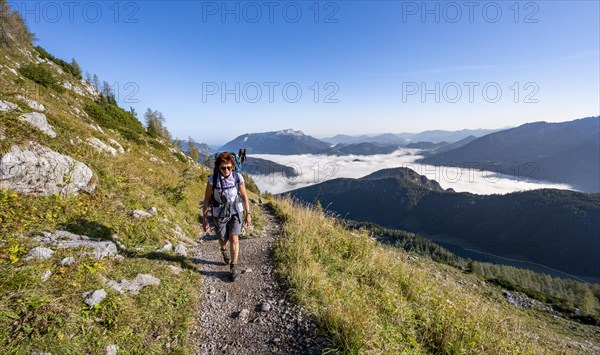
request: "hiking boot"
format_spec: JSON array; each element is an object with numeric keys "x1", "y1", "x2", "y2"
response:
[
  {"x1": 221, "y1": 249, "x2": 230, "y2": 265},
  {"x1": 230, "y1": 264, "x2": 240, "y2": 282}
]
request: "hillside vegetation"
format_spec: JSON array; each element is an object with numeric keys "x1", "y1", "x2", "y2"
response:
[
  {"x1": 289, "y1": 168, "x2": 600, "y2": 279},
  {"x1": 269, "y1": 197, "x2": 599, "y2": 353},
  {"x1": 0, "y1": 5, "x2": 264, "y2": 352}
]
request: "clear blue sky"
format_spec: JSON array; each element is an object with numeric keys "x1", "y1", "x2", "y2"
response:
[{"x1": 11, "y1": 0, "x2": 600, "y2": 145}]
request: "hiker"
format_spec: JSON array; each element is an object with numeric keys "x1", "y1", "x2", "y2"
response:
[{"x1": 202, "y1": 152, "x2": 251, "y2": 281}]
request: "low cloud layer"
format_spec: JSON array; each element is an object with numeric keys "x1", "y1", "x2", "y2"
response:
[{"x1": 250, "y1": 149, "x2": 573, "y2": 195}]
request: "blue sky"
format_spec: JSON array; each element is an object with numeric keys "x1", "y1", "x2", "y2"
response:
[{"x1": 11, "y1": 0, "x2": 600, "y2": 145}]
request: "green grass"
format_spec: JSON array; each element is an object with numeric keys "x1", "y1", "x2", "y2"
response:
[
  {"x1": 0, "y1": 41, "x2": 267, "y2": 353},
  {"x1": 0, "y1": 255, "x2": 201, "y2": 353},
  {"x1": 0, "y1": 43, "x2": 214, "y2": 353},
  {"x1": 269, "y1": 197, "x2": 586, "y2": 354}
]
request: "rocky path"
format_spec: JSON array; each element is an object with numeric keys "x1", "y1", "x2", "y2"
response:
[{"x1": 189, "y1": 205, "x2": 327, "y2": 354}]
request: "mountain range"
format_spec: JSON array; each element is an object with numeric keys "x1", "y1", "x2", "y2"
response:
[
  {"x1": 219, "y1": 129, "x2": 331, "y2": 155},
  {"x1": 321, "y1": 128, "x2": 502, "y2": 145},
  {"x1": 219, "y1": 116, "x2": 599, "y2": 192},
  {"x1": 286, "y1": 167, "x2": 600, "y2": 280},
  {"x1": 420, "y1": 116, "x2": 600, "y2": 193}
]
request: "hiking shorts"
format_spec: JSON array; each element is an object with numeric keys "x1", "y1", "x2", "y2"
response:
[{"x1": 211, "y1": 214, "x2": 243, "y2": 242}]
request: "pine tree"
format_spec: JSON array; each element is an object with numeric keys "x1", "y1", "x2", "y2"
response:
[
  {"x1": 188, "y1": 137, "x2": 200, "y2": 162},
  {"x1": 145, "y1": 108, "x2": 160, "y2": 138},
  {"x1": 0, "y1": 0, "x2": 35, "y2": 47},
  {"x1": 174, "y1": 138, "x2": 183, "y2": 150},
  {"x1": 70, "y1": 58, "x2": 82, "y2": 79},
  {"x1": 92, "y1": 74, "x2": 100, "y2": 91}
]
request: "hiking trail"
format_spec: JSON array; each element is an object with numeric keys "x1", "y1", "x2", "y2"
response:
[{"x1": 188, "y1": 204, "x2": 328, "y2": 354}]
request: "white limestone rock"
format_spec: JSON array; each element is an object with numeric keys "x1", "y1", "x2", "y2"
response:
[
  {"x1": 132, "y1": 210, "x2": 153, "y2": 219},
  {"x1": 25, "y1": 247, "x2": 54, "y2": 261},
  {"x1": 108, "y1": 138, "x2": 125, "y2": 154},
  {"x1": 0, "y1": 142, "x2": 95, "y2": 196},
  {"x1": 16, "y1": 95, "x2": 45, "y2": 112},
  {"x1": 105, "y1": 274, "x2": 161, "y2": 295},
  {"x1": 87, "y1": 137, "x2": 117, "y2": 156},
  {"x1": 62, "y1": 82, "x2": 86, "y2": 96},
  {"x1": 0, "y1": 100, "x2": 19, "y2": 112},
  {"x1": 83, "y1": 289, "x2": 107, "y2": 307},
  {"x1": 18, "y1": 112, "x2": 56, "y2": 138},
  {"x1": 34, "y1": 230, "x2": 118, "y2": 260}
]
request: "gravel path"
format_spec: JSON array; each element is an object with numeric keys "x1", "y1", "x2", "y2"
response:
[{"x1": 189, "y1": 205, "x2": 327, "y2": 354}]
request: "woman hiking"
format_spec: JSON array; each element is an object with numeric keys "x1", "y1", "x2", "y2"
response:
[{"x1": 202, "y1": 152, "x2": 251, "y2": 282}]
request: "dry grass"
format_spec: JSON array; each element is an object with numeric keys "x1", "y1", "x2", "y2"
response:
[{"x1": 270, "y1": 197, "x2": 576, "y2": 354}]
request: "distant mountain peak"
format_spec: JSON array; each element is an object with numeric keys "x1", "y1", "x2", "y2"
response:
[
  {"x1": 361, "y1": 167, "x2": 446, "y2": 192},
  {"x1": 219, "y1": 129, "x2": 329, "y2": 155},
  {"x1": 275, "y1": 129, "x2": 304, "y2": 136}
]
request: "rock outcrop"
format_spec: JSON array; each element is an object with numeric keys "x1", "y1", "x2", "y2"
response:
[
  {"x1": 87, "y1": 137, "x2": 117, "y2": 156},
  {"x1": 16, "y1": 95, "x2": 45, "y2": 112},
  {"x1": 0, "y1": 142, "x2": 95, "y2": 195},
  {"x1": 0, "y1": 99, "x2": 19, "y2": 112},
  {"x1": 18, "y1": 112, "x2": 56, "y2": 138},
  {"x1": 105, "y1": 274, "x2": 161, "y2": 295},
  {"x1": 34, "y1": 230, "x2": 118, "y2": 260}
]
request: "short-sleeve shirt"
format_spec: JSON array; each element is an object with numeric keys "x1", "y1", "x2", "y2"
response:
[{"x1": 208, "y1": 172, "x2": 245, "y2": 216}]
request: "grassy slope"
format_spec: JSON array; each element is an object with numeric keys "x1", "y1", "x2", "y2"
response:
[
  {"x1": 270, "y1": 197, "x2": 598, "y2": 354},
  {"x1": 0, "y1": 45, "x2": 262, "y2": 353}
]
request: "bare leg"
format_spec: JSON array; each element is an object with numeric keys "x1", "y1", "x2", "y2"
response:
[
  {"x1": 219, "y1": 239, "x2": 230, "y2": 264},
  {"x1": 229, "y1": 234, "x2": 239, "y2": 265}
]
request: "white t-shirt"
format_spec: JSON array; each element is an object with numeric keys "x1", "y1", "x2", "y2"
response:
[{"x1": 208, "y1": 172, "x2": 245, "y2": 216}]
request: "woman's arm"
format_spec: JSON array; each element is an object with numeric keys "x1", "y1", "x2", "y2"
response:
[
  {"x1": 202, "y1": 182, "x2": 212, "y2": 231},
  {"x1": 239, "y1": 182, "x2": 252, "y2": 225}
]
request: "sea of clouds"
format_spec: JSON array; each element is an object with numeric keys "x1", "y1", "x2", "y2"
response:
[{"x1": 250, "y1": 149, "x2": 573, "y2": 195}]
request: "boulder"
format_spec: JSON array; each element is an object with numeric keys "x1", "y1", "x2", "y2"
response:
[
  {"x1": 18, "y1": 112, "x2": 56, "y2": 138},
  {"x1": 0, "y1": 142, "x2": 95, "y2": 196},
  {"x1": 34, "y1": 230, "x2": 118, "y2": 260},
  {"x1": 16, "y1": 95, "x2": 45, "y2": 112},
  {"x1": 25, "y1": 247, "x2": 54, "y2": 261},
  {"x1": 62, "y1": 82, "x2": 86, "y2": 96},
  {"x1": 0, "y1": 100, "x2": 18, "y2": 112},
  {"x1": 105, "y1": 274, "x2": 161, "y2": 295},
  {"x1": 132, "y1": 210, "x2": 153, "y2": 219},
  {"x1": 105, "y1": 345, "x2": 118, "y2": 355},
  {"x1": 87, "y1": 137, "x2": 117, "y2": 156},
  {"x1": 108, "y1": 138, "x2": 125, "y2": 154},
  {"x1": 160, "y1": 242, "x2": 173, "y2": 252},
  {"x1": 60, "y1": 257, "x2": 76, "y2": 266},
  {"x1": 41, "y1": 270, "x2": 52, "y2": 281},
  {"x1": 174, "y1": 243, "x2": 187, "y2": 257},
  {"x1": 83, "y1": 289, "x2": 107, "y2": 307}
]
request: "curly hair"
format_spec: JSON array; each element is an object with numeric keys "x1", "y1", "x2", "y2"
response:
[{"x1": 215, "y1": 152, "x2": 236, "y2": 170}]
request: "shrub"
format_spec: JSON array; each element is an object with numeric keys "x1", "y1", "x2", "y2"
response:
[
  {"x1": 84, "y1": 101, "x2": 144, "y2": 142},
  {"x1": 242, "y1": 173, "x2": 260, "y2": 194},
  {"x1": 18, "y1": 64, "x2": 57, "y2": 87}
]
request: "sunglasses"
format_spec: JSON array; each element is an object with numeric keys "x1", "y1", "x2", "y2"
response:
[{"x1": 219, "y1": 166, "x2": 233, "y2": 171}]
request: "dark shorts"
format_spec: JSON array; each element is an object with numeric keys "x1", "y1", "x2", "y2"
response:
[{"x1": 210, "y1": 214, "x2": 243, "y2": 242}]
